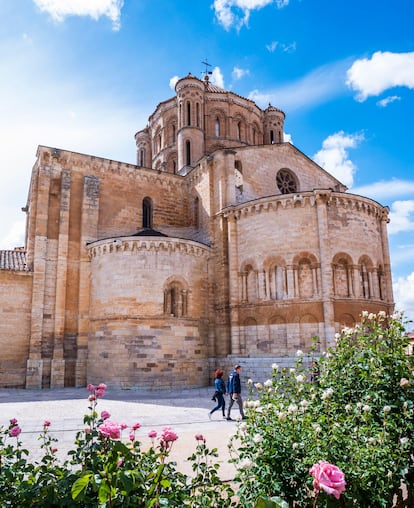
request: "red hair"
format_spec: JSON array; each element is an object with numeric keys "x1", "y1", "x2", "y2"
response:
[{"x1": 214, "y1": 369, "x2": 224, "y2": 379}]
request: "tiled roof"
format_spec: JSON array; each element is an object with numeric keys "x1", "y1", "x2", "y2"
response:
[
  {"x1": 204, "y1": 80, "x2": 227, "y2": 93},
  {"x1": 0, "y1": 250, "x2": 29, "y2": 271}
]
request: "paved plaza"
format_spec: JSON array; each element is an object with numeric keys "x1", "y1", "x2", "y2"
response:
[{"x1": 0, "y1": 386, "x2": 241, "y2": 480}]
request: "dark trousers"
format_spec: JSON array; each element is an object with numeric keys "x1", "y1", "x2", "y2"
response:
[
  {"x1": 227, "y1": 393, "x2": 245, "y2": 418},
  {"x1": 210, "y1": 393, "x2": 225, "y2": 415}
]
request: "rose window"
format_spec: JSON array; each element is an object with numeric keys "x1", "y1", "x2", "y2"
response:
[{"x1": 276, "y1": 169, "x2": 297, "y2": 194}]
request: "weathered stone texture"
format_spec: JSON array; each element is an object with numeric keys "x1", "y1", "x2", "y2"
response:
[
  {"x1": 0, "y1": 74, "x2": 394, "y2": 388},
  {"x1": 0, "y1": 271, "x2": 32, "y2": 387}
]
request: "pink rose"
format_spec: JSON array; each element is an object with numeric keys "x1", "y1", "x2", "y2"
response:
[
  {"x1": 101, "y1": 410, "x2": 111, "y2": 420},
  {"x1": 95, "y1": 383, "x2": 107, "y2": 398},
  {"x1": 132, "y1": 422, "x2": 141, "y2": 430},
  {"x1": 99, "y1": 420, "x2": 121, "y2": 439},
  {"x1": 43, "y1": 420, "x2": 51, "y2": 427},
  {"x1": 87, "y1": 384, "x2": 95, "y2": 392},
  {"x1": 10, "y1": 418, "x2": 18, "y2": 425},
  {"x1": 195, "y1": 433, "x2": 205, "y2": 442},
  {"x1": 161, "y1": 427, "x2": 178, "y2": 442},
  {"x1": 9, "y1": 425, "x2": 22, "y2": 437},
  {"x1": 148, "y1": 429, "x2": 157, "y2": 439},
  {"x1": 309, "y1": 461, "x2": 346, "y2": 500}
]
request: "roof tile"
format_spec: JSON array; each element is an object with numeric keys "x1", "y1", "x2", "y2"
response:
[{"x1": 0, "y1": 250, "x2": 29, "y2": 271}]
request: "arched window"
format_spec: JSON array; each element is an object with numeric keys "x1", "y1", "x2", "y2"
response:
[
  {"x1": 186, "y1": 140, "x2": 191, "y2": 166},
  {"x1": 298, "y1": 258, "x2": 313, "y2": 298},
  {"x1": 187, "y1": 102, "x2": 191, "y2": 126},
  {"x1": 215, "y1": 117, "x2": 220, "y2": 137},
  {"x1": 164, "y1": 281, "x2": 188, "y2": 317},
  {"x1": 237, "y1": 121, "x2": 241, "y2": 140},
  {"x1": 235, "y1": 161, "x2": 243, "y2": 191},
  {"x1": 196, "y1": 103, "x2": 200, "y2": 127},
  {"x1": 142, "y1": 197, "x2": 153, "y2": 229},
  {"x1": 139, "y1": 149, "x2": 145, "y2": 167},
  {"x1": 270, "y1": 130, "x2": 275, "y2": 144},
  {"x1": 172, "y1": 124, "x2": 176, "y2": 143},
  {"x1": 173, "y1": 160, "x2": 176, "y2": 174}
]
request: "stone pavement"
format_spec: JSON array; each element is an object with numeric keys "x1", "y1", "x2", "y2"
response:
[{"x1": 0, "y1": 386, "x2": 243, "y2": 480}]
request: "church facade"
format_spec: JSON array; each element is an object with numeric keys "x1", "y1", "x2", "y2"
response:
[{"x1": 0, "y1": 73, "x2": 394, "y2": 389}]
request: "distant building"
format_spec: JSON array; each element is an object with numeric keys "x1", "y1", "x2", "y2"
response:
[{"x1": 0, "y1": 73, "x2": 394, "y2": 389}]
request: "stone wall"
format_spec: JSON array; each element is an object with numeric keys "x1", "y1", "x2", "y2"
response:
[
  {"x1": 0, "y1": 270, "x2": 32, "y2": 387},
  {"x1": 86, "y1": 237, "x2": 210, "y2": 388}
]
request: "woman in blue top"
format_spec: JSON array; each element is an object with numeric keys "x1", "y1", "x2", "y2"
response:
[{"x1": 208, "y1": 369, "x2": 226, "y2": 419}]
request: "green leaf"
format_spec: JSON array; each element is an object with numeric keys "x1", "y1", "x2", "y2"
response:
[
  {"x1": 98, "y1": 479, "x2": 112, "y2": 504},
  {"x1": 71, "y1": 472, "x2": 93, "y2": 500},
  {"x1": 254, "y1": 496, "x2": 289, "y2": 508}
]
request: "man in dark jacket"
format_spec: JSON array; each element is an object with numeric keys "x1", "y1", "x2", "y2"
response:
[{"x1": 226, "y1": 365, "x2": 246, "y2": 420}]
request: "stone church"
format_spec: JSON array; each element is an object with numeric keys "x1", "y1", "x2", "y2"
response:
[{"x1": 0, "y1": 73, "x2": 394, "y2": 389}]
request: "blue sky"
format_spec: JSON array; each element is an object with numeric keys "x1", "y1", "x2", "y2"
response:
[{"x1": 1, "y1": 0, "x2": 413, "y2": 327}]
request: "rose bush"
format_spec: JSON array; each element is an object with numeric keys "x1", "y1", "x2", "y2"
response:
[
  {"x1": 0, "y1": 383, "x2": 235, "y2": 507},
  {"x1": 231, "y1": 311, "x2": 414, "y2": 507}
]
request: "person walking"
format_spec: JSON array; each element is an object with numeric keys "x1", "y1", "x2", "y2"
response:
[
  {"x1": 208, "y1": 369, "x2": 226, "y2": 420},
  {"x1": 226, "y1": 365, "x2": 246, "y2": 421}
]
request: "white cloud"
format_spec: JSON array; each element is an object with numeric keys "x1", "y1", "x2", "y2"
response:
[
  {"x1": 281, "y1": 41, "x2": 296, "y2": 53},
  {"x1": 388, "y1": 200, "x2": 414, "y2": 235},
  {"x1": 283, "y1": 132, "x2": 293, "y2": 144},
  {"x1": 393, "y1": 272, "x2": 414, "y2": 329},
  {"x1": 313, "y1": 131, "x2": 364, "y2": 187},
  {"x1": 211, "y1": 66, "x2": 225, "y2": 88},
  {"x1": 213, "y1": 0, "x2": 288, "y2": 30},
  {"x1": 169, "y1": 76, "x2": 180, "y2": 90},
  {"x1": 377, "y1": 95, "x2": 401, "y2": 107},
  {"x1": 0, "y1": 36, "x2": 146, "y2": 250},
  {"x1": 265, "y1": 40, "x2": 296, "y2": 53},
  {"x1": 346, "y1": 51, "x2": 414, "y2": 102},
  {"x1": 232, "y1": 66, "x2": 250, "y2": 80},
  {"x1": 248, "y1": 59, "x2": 349, "y2": 111},
  {"x1": 0, "y1": 221, "x2": 26, "y2": 250},
  {"x1": 266, "y1": 41, "x2": 278, "y2": 52},
  {"x1": 351, "y1": 179, "x2": 414, "y2": 201},
  {"x1": 33, "y1": 0, "x2": 124, "y2": 31}
]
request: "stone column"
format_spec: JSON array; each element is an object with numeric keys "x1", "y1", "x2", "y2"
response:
[
  {"x1": 241, "y1": 272, "x2": 247, "y2": 302},
  {"x1": 227, "y1": 213, "x2": 241, "y2": 354},
  {"x1": 76, "y1": 174, "x2": 100, "y2": 386},
  {"x1": 312, "y1": 265, "x2": 319, "y2": 297},
  {"x1": 293, "y1": 267, "x2": 299, "y2": 297},
  {"x1": 371, "y1": 268, "x2": 380, "y2": 299},
  {"x1": 347, "y1": 265, "x2": 354, "y2": 297},
  {"x1": 26, "y1": 164, "x2": 52, "y2": 388},
  {"x1": 223, "y1": 149, "x2": 236, "y2": 208},
  {"x1": 352, "y1": 265, "x2": 361, "y2": 298},
  {"x1": 286, "y1": 265, "x2": 295, "y2": 298},
  {"x1": 51, "y1": 169, "x2": 71, "y2": 388},
  {"x1": 379, "y1": 208, "x2": 394, "y2": 305},
  {"x1": 258, "y1": 270, "x2": 266, "y2": 300},
  {"x1": 314, "y1": 190, "x2": 335, "y2": 348}
]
